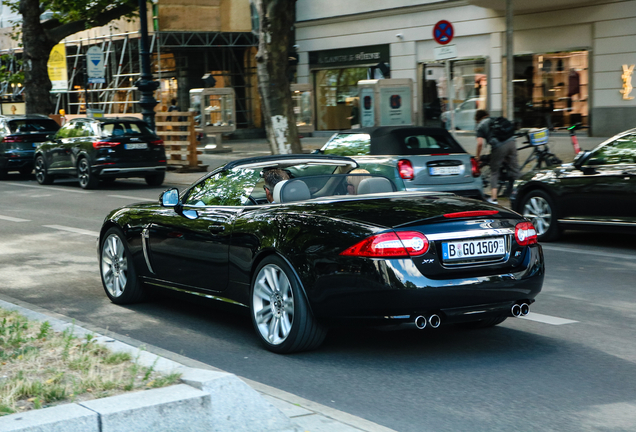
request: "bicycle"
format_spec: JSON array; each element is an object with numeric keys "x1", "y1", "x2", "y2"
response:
[{"x1": 479, "y1": 127, "x2": 562, "y2": 198}]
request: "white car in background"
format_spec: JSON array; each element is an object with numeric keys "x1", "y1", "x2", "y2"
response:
[{"x1": 442, "y1": 98, "x2": 485, "y2": 131}]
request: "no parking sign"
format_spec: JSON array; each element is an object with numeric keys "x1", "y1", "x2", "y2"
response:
[{"x1": 433, "y1": 20, "x2": 454, "y2": 45}]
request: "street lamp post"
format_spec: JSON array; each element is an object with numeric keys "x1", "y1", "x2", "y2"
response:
[{"x1": 135, "y1": 0, "x2": 159, "y2": 131}]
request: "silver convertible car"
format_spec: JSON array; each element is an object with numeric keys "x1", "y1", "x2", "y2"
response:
[{"x1": 316, "y1": 126, "x2": 485, "y2": 200}]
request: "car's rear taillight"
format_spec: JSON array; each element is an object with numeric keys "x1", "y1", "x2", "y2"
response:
[
  {"x1": 340, "y1": 231, "x2": 429, "y2": 258},
  {"x1": 2, "y1": 135, "x2": 24, "y2": 143},
  {"x1": 150, "y1": 139, "x2": 164, "y2": 146},
  {"x1": 93, "y1": 141, "x2": 121, "y2": 149},
  {"x1": 397, "y1": 159, "x2": 414, "y2": 180},
  {"x1": 470, "y1": 157, "x2": 480, "y2": 177},
  {"x1": 515, "y1": 222, "x2": 538, "y2": 246}
]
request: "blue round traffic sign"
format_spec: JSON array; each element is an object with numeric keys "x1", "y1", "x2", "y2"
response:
[{"x1": 433, "y1": 20, "x2": 454, "y2": 45}]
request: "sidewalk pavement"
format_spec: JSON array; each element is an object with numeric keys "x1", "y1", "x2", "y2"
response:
[{"x1": 0, "y1": 295, "x2": 396, "y2": 432}]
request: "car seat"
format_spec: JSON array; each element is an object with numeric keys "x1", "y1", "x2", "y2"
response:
[
  {"x1": 275, "y1": 179, "x2": 311, "y2": 203},
  {"x1": 111, "y1": 124, "x2": 125, "y2": 137},
  {"x1": 357, "y1": 177, "x2": 394, "y2": 194}
]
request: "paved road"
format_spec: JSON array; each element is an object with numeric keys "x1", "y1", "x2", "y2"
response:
[{"x1": 2, "y1": 139, "x2": 636, "y2": 431}]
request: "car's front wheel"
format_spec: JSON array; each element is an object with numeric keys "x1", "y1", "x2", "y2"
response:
[
  {"x1": 78, "y1": 157, "x2": 99, "y2": 189},
  {"x1": 251, "y1": 256, "x2": 326, "y2": 353},
  {"x1": 520, "y1": 189, "x2": 561, "y2": 241},
  {"x1": 35, "y1": 156, "x2": 54, "y2": 185},
  {"x1": 100, "y1": 227, "x2": 146, "y2": 304}
]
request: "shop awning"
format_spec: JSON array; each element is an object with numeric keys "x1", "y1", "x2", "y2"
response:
[{"x1": 467, "y1": 0, "x2": 601, "y2": 12}]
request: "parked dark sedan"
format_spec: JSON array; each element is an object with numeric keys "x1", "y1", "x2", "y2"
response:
[
  {"x1": 511, "y1": 128, "x2": 636, "y2": 241},
  {"x1": 98, "y1": 154, "x2": 544, "y2": 353},
  {"x1": 0, "y1": 114, "x2": 60, "y2": 179},
  {"x1": 316, "y1": 126, "x2": 484, "y2": 200},
  {"x1": 35, "y1": 117, "x2": 166, "y2": 189}
]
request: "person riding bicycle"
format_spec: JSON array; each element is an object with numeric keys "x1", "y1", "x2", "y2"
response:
[{"x1": 474, "y1": 109, "x2": 520, "y2": 204}]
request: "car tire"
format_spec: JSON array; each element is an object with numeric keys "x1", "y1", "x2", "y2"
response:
[
  {"x1": 461, "y1": 315, "x2": 508, "y2": 329},
  {"x1": 100, "y1": 227, "x2": 146, "y2": 304},
  {"x1": 250, "y1": 255, "x2": 326, "y2": 353},
  {"x1": 34, "y1": 156, "x2": 54, "y2": 185},
  {"x1": 145, "y1": 172, "x2": 165, "y2": 187},
  {"x1": 520, "y1": 189, "x2": 561, "y2": 241},
  {"x1": 78, "y1": 157, "x2": 99, "y2": 189}
]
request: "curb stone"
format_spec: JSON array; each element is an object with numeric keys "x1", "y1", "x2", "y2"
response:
[{"x1": 0, "y1": 297, "x2": 397, "y2": 432}]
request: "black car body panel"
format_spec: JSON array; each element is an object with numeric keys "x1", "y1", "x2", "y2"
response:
[
  {"x1": 0, "y1": 115, "x2": 60, "y2": 176},
  {"x1": 100, "y1": 156, "x2": 543, "y2": 339}
]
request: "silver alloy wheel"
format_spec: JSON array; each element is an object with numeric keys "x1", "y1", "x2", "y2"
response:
[
  {"x1": 522, "y1": 196, "x2": 552, "y2": 236},
  {"x1": 35, "y1": 157, "x2": 46, "y2": 183},
  {"x1": 252, "y1": 263, "x2": 294, "y2": 345},
  {"x1": 78, "y1": 158, "x2": 90, "y2": 188},
  {"x1": 101, "y1": 233, "x2": 128, "y2": 298}
]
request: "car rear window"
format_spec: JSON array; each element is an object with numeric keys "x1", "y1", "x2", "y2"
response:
[
  {"x1": 373, "y1": 129, "x2": 465, "y2": 155},
  {"x1": 322, "y1": 134, "x2": 371, "y2": 156},
  {"x1": 8, "y1": 119, "x2": 60, "y2": 133},
  {"x1": 101, "y1": 122, "x2": 153, "y2": 137}
]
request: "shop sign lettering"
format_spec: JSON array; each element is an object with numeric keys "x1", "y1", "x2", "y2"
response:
[
  {"x1": 309, "y1": 45, "x2": 390, "y2": 68},
  {"x1": 318, "y1": 51, "x2": 381, "y2": 65},
  {"x1": 620, "y1": 64, "x2": 635, "y2": 100}
]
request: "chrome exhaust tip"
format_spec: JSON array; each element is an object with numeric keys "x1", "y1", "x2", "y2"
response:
[
  {"x1": 511, "y1": 304, "x2": 522, "y2": 317},
  {"x1": 428, "y1": 314, "x2": 441, "y2": 329},
  {"x1": 520, "y1": 303, "x2": 530, "y2": 317},
  {"x1": 414, "y1": 315, "x2": 427, "y2": 329}
]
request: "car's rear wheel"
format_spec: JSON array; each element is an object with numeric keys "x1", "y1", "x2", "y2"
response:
[
  {"x1": 251, "y1": 256, "x2": 326, "y2": 353},
  {"x1": 78, "y1": 157, "x2": 99, "y2": 189},
  {"x1": 145, "y1": 172, "x2": 165, "y2": 187},
  {"x1": 35, "y1": 156, "x2": 54, "y2": 185},
  {"x1": 100, "y1": 227, "x2": 146, "y2": 304},
  {"x1": 520, "y1": 189, "x2": 561, "y2": 241}
]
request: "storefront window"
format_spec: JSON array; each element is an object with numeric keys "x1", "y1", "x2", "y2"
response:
[
  {"x1": 421, "y1": 59, "x2": 487, "y2": 131},
  {"x1": 514, "y1": 51, "x2": 588, "y2": 129},
  {"x1": 314, "y1": 68, "x2": 367, "y2": 130}
]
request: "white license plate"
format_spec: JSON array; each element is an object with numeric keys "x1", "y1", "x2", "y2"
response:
[
  {"x1": 442, "y1": 237, "x2": 506, "y2": 261},
  {"x1": 125, "y1": 143, "x2": 147, "y2": 150},
  {"x1": 430, "y1": 166, "x2": 461, "y2": 176}
]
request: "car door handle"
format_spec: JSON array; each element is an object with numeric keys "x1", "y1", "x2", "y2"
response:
[{"x1": 209, "y1": 225, "x2": 225, "y2": 234}]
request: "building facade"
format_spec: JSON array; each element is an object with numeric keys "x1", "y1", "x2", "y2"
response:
[{"x1": 295, "y1": 0, "x2": 636, "y2": 136}]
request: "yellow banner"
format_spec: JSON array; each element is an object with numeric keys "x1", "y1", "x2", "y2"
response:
[{"x1": 47, "y1": 44, "x2": 68, "y2": 92}]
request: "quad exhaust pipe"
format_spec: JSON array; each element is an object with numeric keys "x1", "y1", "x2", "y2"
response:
[
  {"x1": 414, "y1": 314, "x2": 442, "y2": 329},
  {"x1": 511, "y1": 302, "x2": 530, "y2": 317}
]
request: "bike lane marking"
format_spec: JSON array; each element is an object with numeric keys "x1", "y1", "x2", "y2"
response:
[
  {"x1": 107, "y1": 194, "x2": 156, "y2": 202},
  {"x1": 542, "y1": 244, "x2": 632, "y2": 260},
  {"x1": 0, "y1": 215, "x2": 31, "y2": 222},
  {"x1": 43, "y1": 225, "x2": 100, "y2": 237},
  {"x1": 5, "y1": 182, "x2": 91, "y2": 194},
  {"x1": 519, "y1": 312, "x2": 578, "y2": 325}
]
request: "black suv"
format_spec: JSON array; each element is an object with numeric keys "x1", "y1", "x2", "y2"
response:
[
  {"x1": 35, "y1": 117, "x2": 167, "y2": 189},
  {"x1": 0, "y1": 114, "x2": 61, "y2": 179}
]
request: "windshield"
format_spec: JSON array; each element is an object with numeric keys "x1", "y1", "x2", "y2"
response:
[{"x1": 322, "y1": 134, "x2": 371, "y2": 156}]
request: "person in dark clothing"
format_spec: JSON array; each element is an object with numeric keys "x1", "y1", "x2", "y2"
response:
[
  {"x1": 474, "y1": 109, "x2": 520, "y2": 204},
  {"x1": 263, "y1": 169, "x2": 290, "y2": 203}
]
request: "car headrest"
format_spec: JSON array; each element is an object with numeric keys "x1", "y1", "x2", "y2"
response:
[
  {"x1": 272, "y1": 179, "x2": 288, "y2": 204},
  {"x1": 357, "y1": 177, "x2": 394, "y2": 195},
  {"x1": 280, "y1": 179, "x2": 311, "y2": 203}
]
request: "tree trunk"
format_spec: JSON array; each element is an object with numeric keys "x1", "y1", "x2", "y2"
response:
[
  {"x1": 255, "y1": 0, "x2": 301, "y2": 155},
  {"x1": 20, "y1": 0, "x2": 56, "y2": 115}
]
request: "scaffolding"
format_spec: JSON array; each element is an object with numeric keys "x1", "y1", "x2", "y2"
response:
[{"x1": 53, "y1": 31, "x2": 259, "y2": 129}]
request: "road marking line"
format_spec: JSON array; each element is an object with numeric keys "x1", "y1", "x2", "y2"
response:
[
  {"x1": 108, "y1": 195, "x2": 155, "y2": 202},
  {"x1": 519, "y1": 312, "x2": 578, "y2": 325},
  {"x1": 0, "y1": 215, "x2": 31, "y2": 222},
  {"x1": 5, "y1": 182, "x2": 91, "y2": 194},
  {"x1": 43, "y1": 225, "x2": 100, "y2": 237},
  {"x1": 542, "y1": 245, "x2": 630, "y2": 260}
]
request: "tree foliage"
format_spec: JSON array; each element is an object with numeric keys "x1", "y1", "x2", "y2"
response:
[{"x1": 2, "y1": 0, "x2": 138, "y2": 114}]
